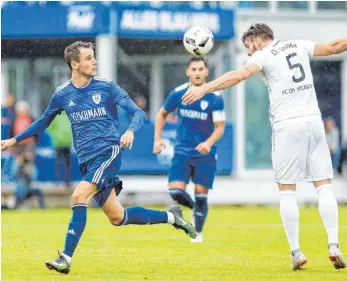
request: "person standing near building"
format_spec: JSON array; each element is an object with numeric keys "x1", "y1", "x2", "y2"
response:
[{"x1": 48, "y1": 111, "x2": 73, "y2": 188}]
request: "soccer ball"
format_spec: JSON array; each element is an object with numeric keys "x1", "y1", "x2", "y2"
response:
[{"x1": 183, "y1": 26, "x2": 214, "y2": 56}]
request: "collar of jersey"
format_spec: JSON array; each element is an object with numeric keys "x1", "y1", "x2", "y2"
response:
[{"x1": 70, "y1": 77, "x2": 93, "y2": 90}]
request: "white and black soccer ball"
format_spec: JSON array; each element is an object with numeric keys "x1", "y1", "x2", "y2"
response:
[{"x1": 183, "y1": 26, "x2": 214, "y2": 56}]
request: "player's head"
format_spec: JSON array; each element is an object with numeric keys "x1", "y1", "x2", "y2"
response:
[
  {"x1": 241, "y1": 23, "x2": 274, "y2": 56},
  {"x1": 64, "y1": 41, "x2": 97, "y2": 77},
  {"x1": 186, "y1": 57, "x2": 209, "y2": 86},
  {"x1": 15, "y1": 100, "x2": 30, "y2": 117}
]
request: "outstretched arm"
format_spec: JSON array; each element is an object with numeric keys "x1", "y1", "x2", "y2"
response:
[
  {"x1": 313, "y1": 38, "x2": 347, "y2": 56},
  {"x1": 182, "y1": 64, "x2": 261, "y2": 105},
  {"x1": 1, "y1": 94, "x2": 62, "y2": 151}
]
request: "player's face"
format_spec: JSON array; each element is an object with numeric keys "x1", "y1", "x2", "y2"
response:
[
  {"x1": 186, "y1": 61, "x2": 209, "y2": 86},
  {"x1": 244, "y1": 37, "x2": 261, "y2": 57},
  {"x1": 75, "y1": 47, "x2": 97, "y2": 77}
]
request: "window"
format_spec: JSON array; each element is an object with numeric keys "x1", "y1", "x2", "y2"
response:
[
  {"x1": 238, "y1": 1, "x2": 269, "y2": 9},
  {"x1": 278, "y1": 1, "x2": 308, "y2": 9},
  {"x1": 317, "y1": 1, "x2": 347, "y2": 10},
  {"x1": 245, "y1": 75, "x2": 272, "y2": 169}
]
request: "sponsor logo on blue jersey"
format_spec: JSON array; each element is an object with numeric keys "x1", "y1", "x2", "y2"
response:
[
  {"x1": 179, "y1": 109, "x2": 208, "y2": 120},
  {"x1": 70, "y1": 106, "x2": 107, "y2": 122}
]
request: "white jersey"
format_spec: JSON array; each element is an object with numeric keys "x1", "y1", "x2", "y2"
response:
[{"x1": 246, "y1": 39, "x2": 321, "y2": 125}]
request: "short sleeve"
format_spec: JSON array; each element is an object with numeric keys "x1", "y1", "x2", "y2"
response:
[
  {"x1": 246, "y1": 50, "x2": 266, "y2": 71},
  {"x1": 298, "y1": 40, "x2": 316, "y2": 57},
  {"x1": 212, "y1": 95, "x2": 225, "y2": 122},
  {"x1": 163, "y1": 90, "x2": 179, "y2": 112}
]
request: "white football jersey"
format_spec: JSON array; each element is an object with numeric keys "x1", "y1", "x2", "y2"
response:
[{"x1": 246, "y1": 39, "x2": 321, "y2": 125}]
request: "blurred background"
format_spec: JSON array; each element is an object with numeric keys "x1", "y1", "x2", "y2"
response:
[{"x1": 1, "y1": 1, "x2": 346, "y2": 209}]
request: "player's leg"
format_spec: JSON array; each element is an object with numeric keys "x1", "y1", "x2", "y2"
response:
[
  {"x1": 191, "y1": 185, "x2": 208, "y2": 243},
  {"x1": 98, "y1": 182, "x2": 196, "y2": 238},
  {"x1": 190, "y1": 155, "x2": 216, "y2": 243},
  {"x1": 168, "y1": 154, "x2": 195, "y2": 209},
  {"x1": 307, "y1": 117, "x2": 345, "y2": 269},
  {"x1": 93, "y1": 147, "x2": 196, "y2": 238},
  {"x1": 272, "y1": 119, "x2": 308, "y2": 270},
  {"x1": 45, "y1": 180, "x2": 97, "y2": 274}
]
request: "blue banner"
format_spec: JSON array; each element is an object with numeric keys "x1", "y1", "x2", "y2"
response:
[
  {"x1": 1, "y1": 122, "x2": 234, "y2": 183},
  {"x1": 1, "y1": 1, "x2": 234, "y2": 40},
  {"x1": 116, "y1": 4, "x2": 235, "y2": 40},
  {"x1": 1, "y1": 2, "x2": 108, "y2": 39}
]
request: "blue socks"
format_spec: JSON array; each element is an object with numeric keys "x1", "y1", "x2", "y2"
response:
[
  {"x1": 194, "y1": 194, "x2": 208, "y2": 233},
  {"x1": 63, "y1": 204, "x2": 87, "y2": 258},
  {"x1": 120, "y1": 206, "x2": 169, "y2": 225},
  {"x1": 169, "y1": 188, "x2": 195, "y2": 209}
]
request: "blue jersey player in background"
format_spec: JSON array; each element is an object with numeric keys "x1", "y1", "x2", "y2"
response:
[
  {"x1": 153, "y1": 57, "x2": 225, "y2": 243},
  {"x1": 1, "y1": 41, "x2": 196, "y2": 274}
]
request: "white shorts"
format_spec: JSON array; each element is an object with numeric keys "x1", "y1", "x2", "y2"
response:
[{"x1": 272, "y1": 115, "x2": 333, "y2": 184}]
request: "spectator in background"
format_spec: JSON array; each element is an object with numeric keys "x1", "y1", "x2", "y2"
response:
[
  {"x1": 338, "y1": 138, "x2": 346, "y2": 175},
  {"x1": 325, "y1": 117, "x2": 340, "y2": 169},
  {"x1": 11, "y1": 152, "x2": 45, "y2": 209},
  {"x1": 1, "y1": 93, "x2": 16, "y2": 139},
  {"x1": 9, "y1": 100, "x2": 36, "y2": 160},
  {"x1": 135, "y1": 95, "x2": 148, "y2": 117},
  {"x1": 1, "y1": 93, "x2": 16, "y2": 124},
  {"x1": 48, "y1": 111, "x2": 73, "y2": 188}
]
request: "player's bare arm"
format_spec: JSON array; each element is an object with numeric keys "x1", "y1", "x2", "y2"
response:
[
  {"x1": 153, "y1": 107, "x2": 169, "y2": 154},
  {"x1": 195, "y1": 121, "x2": 225, "y2": 155},
  {"x1": 1, "y1": 138, "x2": 17, "y2": 151},
  {"x1": 314, "y1": 38, "x2": 347, "y2": 56},
  {"x1": 182, "y1": 64, "x2": 260, "y2": 105}
]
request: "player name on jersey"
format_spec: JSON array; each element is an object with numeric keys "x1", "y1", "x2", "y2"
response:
[
  {"x1": 271, "y1": 43, "x2": 297, "y2": 56},
  {"x1": 70, "y1": 106, "x2": 107, "y2": 122}
]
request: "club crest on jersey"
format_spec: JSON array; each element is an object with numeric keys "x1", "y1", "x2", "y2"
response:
[
  {"x1": 92, "y1": 94, "x2": 101, "y2": 105},
  {"x1": 200, "y1": 100, "x2": 209, "y2": 110}
]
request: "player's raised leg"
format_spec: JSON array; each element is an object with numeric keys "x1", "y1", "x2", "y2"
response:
[
  {"x1": 100, "y1": 188, "x2": 196, "y2": 238},
  {"x1": 45, "y1": 181, "x2": 98, "y2": 274}
]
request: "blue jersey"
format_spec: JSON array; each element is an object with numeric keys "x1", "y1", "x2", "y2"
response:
[
  {"x1": 15, "y1": 76, "x2": 146, "y2": 164},
  {"x1": 164, "y1": 83, "x2": 225, "y2": 157}
]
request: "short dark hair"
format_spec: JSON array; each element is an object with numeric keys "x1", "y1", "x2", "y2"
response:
[
  {"x1": 187, "y1": 57, "x2": 208, "y2": 68},
  {"x1": 64, "y1": 41, "x2": 94, "y2": 70},
  {"x1": 241, "y1": 23, "x2": 274, "y2": 44}
]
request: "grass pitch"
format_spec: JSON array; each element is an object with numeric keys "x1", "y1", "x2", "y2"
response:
[{"x1": 2, "y1": 206, "x2": 347, "y2": 281}]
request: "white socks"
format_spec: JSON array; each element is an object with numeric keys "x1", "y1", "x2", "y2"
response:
[
  {"x1": 61, "y1": 253, "x2": 72, "y2": 265},
  {"x1": 316, "y1": 184, "x2": 339, "y2": 244},
  {"x1": 166, "y1": 211, "x2": 175, "y2": 225},
  {"x1": 279, "y1": 190, "x2": 300, "y2": 252}
]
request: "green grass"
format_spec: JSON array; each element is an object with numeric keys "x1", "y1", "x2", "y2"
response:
[{"x1": 2, "y1": 206, "x2": 347, "y2": 281}]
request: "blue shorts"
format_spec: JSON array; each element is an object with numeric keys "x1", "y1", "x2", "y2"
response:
[
  {"x1": 168, "y1": 154, "x2": 217, "y2": 189},
  {"x1": 79, "y1": 145, "x2": 123, "y2": 207}
]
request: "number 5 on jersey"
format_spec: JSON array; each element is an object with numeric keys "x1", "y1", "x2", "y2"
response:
[{"x1": 286, "y1": 52, "x2": 306, "y2": 83}]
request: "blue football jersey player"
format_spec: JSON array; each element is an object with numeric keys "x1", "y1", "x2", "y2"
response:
[
  {"x1": 154, "y1": 57, "x2": 225, "y2": 243},
  {"x1": 1, "y1": 41, "x2": 196, "y2": 274}
]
